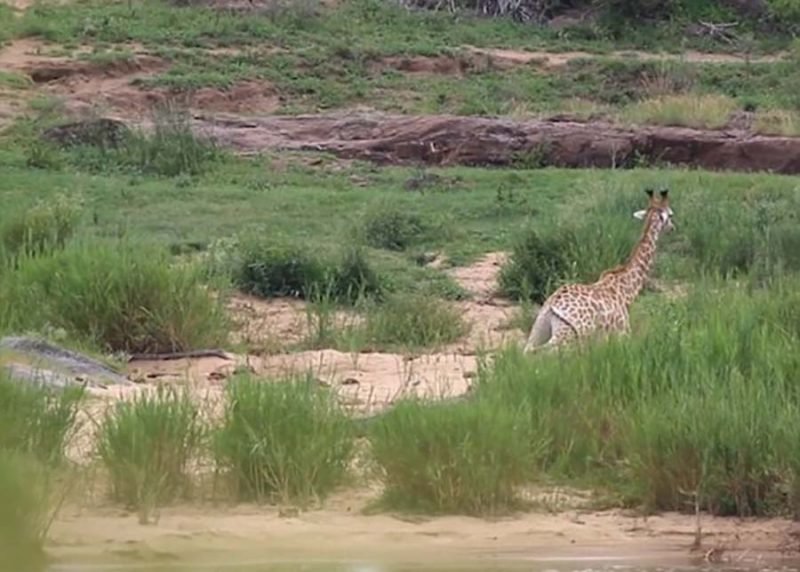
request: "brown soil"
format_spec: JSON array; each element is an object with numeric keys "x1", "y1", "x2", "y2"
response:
[
  {"x1": 194, "y1": 111, "x2": 800, "y2": 175},
  {"x1": 0, "y1": 39, "x2": 281, "y2": 124},
  {"x1": 370, "y1": 46, "x2": 788, "y2": 77}
]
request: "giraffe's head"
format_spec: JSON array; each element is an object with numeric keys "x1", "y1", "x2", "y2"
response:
[{"x1": 632, "y1": 188, "x2": 674, "y2": 233}]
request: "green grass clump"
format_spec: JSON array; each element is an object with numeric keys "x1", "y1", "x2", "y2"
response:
[
  {"x1": 230, "y1": 237, "x2": 384, "y2": 303},
  {"x1": 1, "y1": 241, "x2": 229, "y2": 354},
  {"x1": 369, "y1": 398, "x2": 537, "y2": 515},
  {"x1": 362, "y1": 201, "x2": 426, "y2": 251},
  {"x1": 1, "y1": 193, "x2": 82, "y2": 260},
  {"x1": 214, "y1": 375, "x2": 354, "y2": 504},
  {"x1": 0, "y1": 373, "x2": 84, "y2": 465},
  {"x1": 67, "y1": 106, "x2": 222, "y2": 177},
  {"x1": 0, "y1": 452, "x2": 49, "y2": 572},
  {"x1": 362, "y1": 294, "x2": 467, "y2": 350},
  {"x1": 97, "y1": 386, "x2": 204, "y2": 517},
  {"x1": 326, "y1": 246, "x2": 385, "y2": 303},
  {"x1": 620, "y1": 94, "x2": 737, "y2": 129},
  {"x1": 623, "y1": 387, "x2": 788, "y2": 516},
  {"x1": 477, "y1": 276, "x2": 800, "y2": 515},
  {"x1": 234, "y1": 239, "x2": 327, "y2": 299},
  {"x1": 498, "y1": 227, "x2": 570, "y2": 303}
]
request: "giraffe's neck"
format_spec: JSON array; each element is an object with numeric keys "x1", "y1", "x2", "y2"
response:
[{"x1": 606, "y1": 213, "x2": 663, "y2": 306}]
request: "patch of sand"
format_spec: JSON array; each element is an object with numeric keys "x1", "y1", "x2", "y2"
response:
[
  {"x1": 465, "y1": 46, "x2": 789, "y2": 69},
  {"x1": 48, "y1": 490, "x2": 800, "y2": 567},
  {"x1": 119, "y1": 252, "x2": 520, "y2": 416}
]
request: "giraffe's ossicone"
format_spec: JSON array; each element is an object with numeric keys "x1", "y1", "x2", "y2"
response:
[{"x1": 523, "y1": 188, "x2": 675, "y2": 353}]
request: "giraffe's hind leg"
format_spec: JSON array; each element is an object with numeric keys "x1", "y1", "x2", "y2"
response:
[
  {"x1": 523, "y1": 306, "x2": 552, "y2": 352},
  {"x1": 525, "y1": 310, "x2": 577, "y2": 353}
]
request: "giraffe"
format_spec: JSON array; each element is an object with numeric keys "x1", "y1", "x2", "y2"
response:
[{"x1": 523, "y1": 188, "x2": 675, "y2": 353}]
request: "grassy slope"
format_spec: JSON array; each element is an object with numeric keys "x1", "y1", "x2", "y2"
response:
[{"x1": 3, "y1": 0, "x2": 799, "y2": 122}]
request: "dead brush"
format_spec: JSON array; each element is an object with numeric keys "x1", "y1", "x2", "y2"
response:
[{"x1": 639, "y1": 60, "x2": 696, "y2": 98}]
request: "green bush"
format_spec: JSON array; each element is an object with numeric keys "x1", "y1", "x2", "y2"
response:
[
  {"x1": 369, "y1": 398, "x2": 538, "y2": 514},
  {"x1": 66, "y1": 105, "x2": 222, "y2": 177},
  {"x1": 327, "y1": 246, "x2": 385, "y2": 303},
  {"x1": 231, "y1": 237, "x2": 384, "y2": 303},
  {"x1": 0, "y1": 373, "x2": 84, "y2": 465},
  {"x1": 498, "y1": 227, "x2": 570, "y2": 303},
  {"x1": 1, "y1": 241, "x2": 229, "y2": 354},
  {"x1": 235, "y1": 240, "x2": 327, "y2": 299},
  {"x1": 363, "y1": 201, "x2": 426, "y2": 251},
  {"x1": 1, "y1": 194, "x2": 82, "y2": 259},
  {"x1": 214, "y1": 375, "x2": 354, "y2": 504},
  {"x1": 97, "y1": 386, "x2": 204, "y2": 516},
  {"x1": 362, "y1": 294, "x2": 467, "y2": 349}
]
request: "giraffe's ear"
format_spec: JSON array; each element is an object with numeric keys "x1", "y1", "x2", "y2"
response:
[
  {"x1": 644, "y1": 188, "x2": 654, "y2": 198},
  {"x1": 633, "y1": 209, "x2": 647, "y2": 220},
  {"x1": 659, "y1": 188, "x2": 669, "y2": 199}
]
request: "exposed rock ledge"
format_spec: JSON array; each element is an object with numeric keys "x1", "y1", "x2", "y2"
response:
[{"x1": 193, "y1": 112, "x2": 800, "y2": 174}]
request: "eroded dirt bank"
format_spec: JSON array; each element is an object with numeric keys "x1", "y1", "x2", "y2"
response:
[{"x1": 193, "y1": 112, "x2": 800, "y2": 175}]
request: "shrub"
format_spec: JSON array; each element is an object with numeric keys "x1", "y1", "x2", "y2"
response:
[
  {"x1": 362, "y1": 201, "x2": 425, "y2": 251},
  {"x1": 231, "y1": 238, "x2": 384, "y2": 303},
  {"x1": 605, "y1": 0, "x2": 678, "y2": 19},
  {"x1": 0, "y1": 452, "x2": 49, "y2": 572},
  {"x1": 97, "y1": 386, "x2": 204, "y2": 518},
  {"x1": 214, "y1": 375, "x2": 354, "y2": 504},
  {"x1": 620, "y1": 94, "x2": 738, "y2": 129},
  {"x1": 498, "y1": 227, "x2": 570, "y2": 303},
  {"x1": 362, "y1": 294, "x2": 467, "y2": 349},
  {"x1": 66, "y1": 104, "x2": 221, "y2": 177},
  {"x1": 1, "y1": 241, "x2": 229, "y2": 354},
  {"x1": 1, "y1": 193, "x2": 82, "y2": 259},
  {"x1": 369, "y1": 398, "x2": 538, "y2": 515},
  {"x1": 0, "y1": 373, "x2": 84, "y2": 465},
  {"x1": 327, "y1": 246, "x2": 385, "y2": 303},
  {"x1": 235, "y1": 240, "x2": 327, "y2": 299}
]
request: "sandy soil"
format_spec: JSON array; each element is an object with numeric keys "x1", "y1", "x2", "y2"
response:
[
  {"x1": 464, "y1": 46, "x2": 788, "y2": 69},
  {"x1": 49, "y1": 489, "x2": 800, "y2": 567},
  {"x1": 106, "y1": 252, "x2": 520, "y2": 417}
]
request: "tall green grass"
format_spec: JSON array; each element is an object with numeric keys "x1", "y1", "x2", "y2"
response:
[
  {"x1": 360, "y1": 294, "x2": 467, "y2": 350},
  {"x1": 368, "y1": 397, "x2": 538, "y2": 514},
  {"x1": 475, "y1": 275, "x2": 800, "y2": 516},
  {"x1": 0, "y1": 193, "x2": 82, "y2": 259},
  {"x1": 0, "y1": 452, "x2": 50, "y2": 572},
  {"x1": 214, "y1": 375, "x2": 354, "y2": 505},
  {"x1": 0, "y1": 373, "x2": 84, "y2": 465},
  {"x1": 66, "y1": 105, "x2": 223, "y2": 177},
  {"x1": 97, "y1": 385, "x2": 204, "y2": 520},
  {"x1": 216, "y1": 235, "x2": 385, "y2": 303},
  {"x1": 0, "y1": 240, "x2": 229, "y2": 354}
]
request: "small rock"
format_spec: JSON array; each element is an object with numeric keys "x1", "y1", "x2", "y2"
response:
[{"x1": 42, "y1": 118, "x2": 130, "y2": 149}]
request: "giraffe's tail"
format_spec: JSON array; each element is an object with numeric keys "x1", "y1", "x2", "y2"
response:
[{"x1": 523, "y1": 304, "x2": 552, "y2": 352}]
